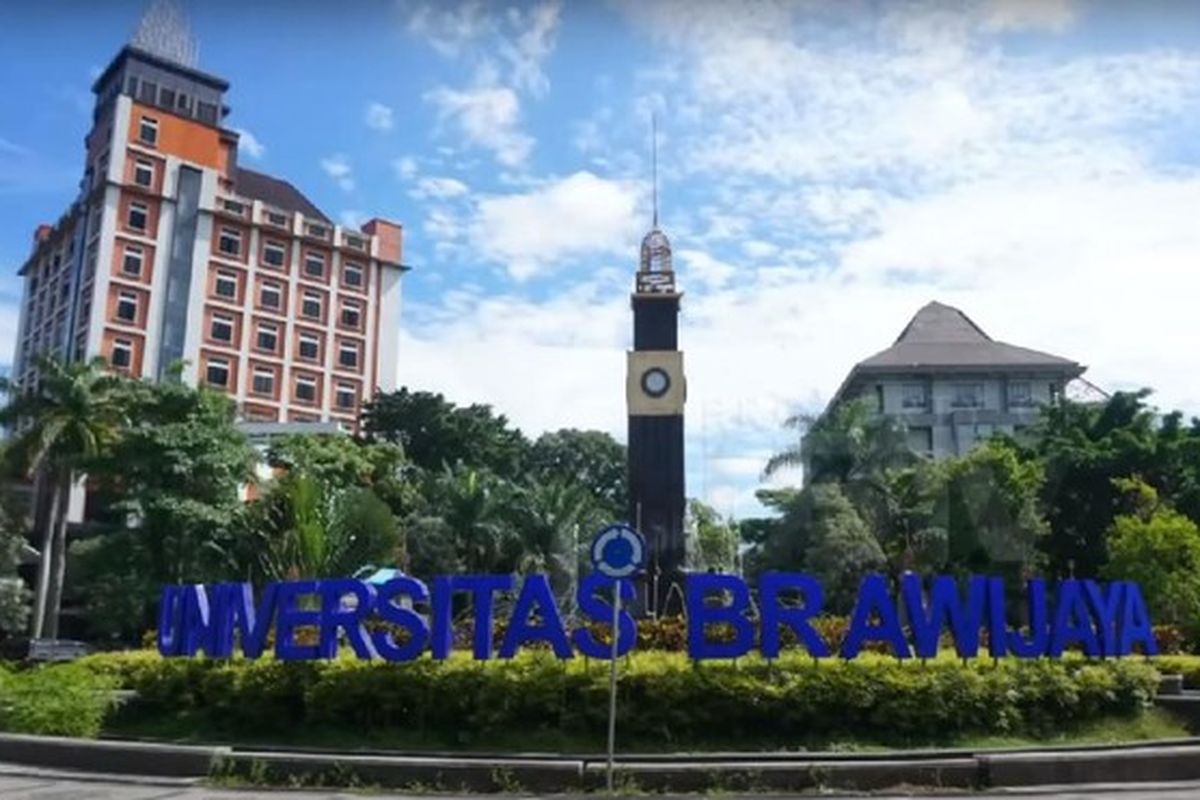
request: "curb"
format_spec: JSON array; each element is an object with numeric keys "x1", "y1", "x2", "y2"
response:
[
  {"x1": 0, "y1": 732, "x2": 228, "y2": 778},
  {"x1": 6, "y1": 733, "x2": 1200, "y2": 792}
]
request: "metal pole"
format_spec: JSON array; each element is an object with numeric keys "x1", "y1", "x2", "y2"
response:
[{"x1": 606, "y1": 579, "x2": 621, "y2": 792}]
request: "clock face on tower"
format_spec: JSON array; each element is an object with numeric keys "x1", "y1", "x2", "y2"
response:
[{"x1": 641, "y1": 367, "x2": 671, "y2": 398}]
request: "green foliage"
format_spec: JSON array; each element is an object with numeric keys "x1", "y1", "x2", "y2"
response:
[
  {"x1": 0, "y1": 481, "x2": 30, "y2": 636},
  {"x1": 1032, "y1": 390, "x2": 1200, "y2": 578},
  {"x1": 252, "y1": 474, "x2": 402, "y2": 581},
  {"x1": 766, "y1": 399, "x2": 914, "y2": 487},
  {"x1": 71, "y1": 378, "x2": 257, "y2": 640},
  {"x1": 267, "y1": 434, "x2": 406, "y2": 490},
  {"x1": 750, "y1": 484, "x2": 884, "y2": 612},
  {"x1": 362, "y1": 388, "x2": 528, "y2": 475},
  {"x1": 527, "y1": 429, "x2": 627, "y2": 520},
  {"x1": 0, "y1": 356, "x2": 129, "y2": 638},
  {"x1": 689, "y1": 500, "x2": 738, "y2": 572},
  {"x1": 85, "y1": 651, "x2": 1159, "y2": 748},
  {"x1": 0, "y1": 663, "x2": 115, "y2": 738},
  {"x1": 1104, "y1": 504, "x2": 1200, "y2": 627}
]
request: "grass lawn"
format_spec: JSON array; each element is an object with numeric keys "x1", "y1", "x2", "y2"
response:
[{"x1": 104, "y1": 707, "x2": 1190, "y2": 755}]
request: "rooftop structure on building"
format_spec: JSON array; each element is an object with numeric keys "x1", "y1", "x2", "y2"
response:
[
  {"x1": 823, "y1": 302, "x2": 1086, "y2": 460},
  {"x1": 12, "y1": 2, "x2": 406, "y2": 435}
]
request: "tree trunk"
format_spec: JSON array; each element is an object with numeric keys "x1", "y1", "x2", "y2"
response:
[
  {"x1": 44, "y1": 474, "x2": 72, "y2": 640},
  {"x1": 29, "y1": 468, "x2": 60, "y2": 639}
]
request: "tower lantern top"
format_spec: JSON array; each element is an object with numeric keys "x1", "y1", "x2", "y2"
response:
[{"x1": 639, "y1": 227, "x2": 672, "y2": 273}]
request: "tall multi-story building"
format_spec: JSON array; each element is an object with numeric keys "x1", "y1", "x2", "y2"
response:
[
  {"x1": 11, "y1": 11, "x2": 405, "y2": 430},
  {"x1": 820, "y1": 301, "x2": 1085, "y2": 460}
]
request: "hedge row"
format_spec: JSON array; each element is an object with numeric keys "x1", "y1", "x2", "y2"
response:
[
  {"x1": 70, "y1": 650, "x2": 1162, "y2": 748},
  {"x1": 0, "y1": 662, "x2": 115, "y2": 738}
]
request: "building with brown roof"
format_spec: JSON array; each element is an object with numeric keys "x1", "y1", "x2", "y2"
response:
[{"x1": 824, "y1": 301, "x2": 1085, "y2": 459}]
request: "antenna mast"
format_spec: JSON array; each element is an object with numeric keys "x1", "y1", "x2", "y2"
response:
[{"x1": 652, "y1": 112, "x2": 658, "y2": 228}]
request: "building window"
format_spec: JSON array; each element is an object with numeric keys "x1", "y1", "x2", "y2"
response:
[
  {"x1": 906, "y1": 426, "x2": 933, "y2": 455},
  {"x1": 301, "y1": 291, "x2": 322, "y2": 320},
  {"x1": 133, "y1": 158, "x2": 154, "y2": 188},
  {"x1": 122, "y1": 245, "x2": 144, "y2": 277},
  {"x1": 303, "y1": 252, "x2": 325, "y2": 279},
  {"x1": 205, "y1": 358, "x2": 230, "y2": 388},
  {"x1": 338, "y1": 342, "x2": 359, "y2": 369},
  {"x1": 139, "y1": 82, "x2": 158, "y2": 104},
  {"x1": 139, "y1": 116, "x2": 158, "y2": 146},
  {"x1": 336, "y1": 383, "x2": 357, "y2": 410},
  {"x1": 1008, "y1": 381, "x2": 1033, "y2": 408},
  {"x1": 295, "y1": 375, "x2": 317, "y2": 403},
  {"x1": 902, "y1": 383, "x2": 928, "y2": 410},
  {"x1": 111, "y1": 338, "x2": 133, "y2": 369},
  {"x1": 343, "y1": 262, "x2": 364, "y2": 288},
  {"x1": 116, "y1": 291, "x2": 138, "y2": 323},
  {"x1": 340, "y1": 300, "x2": 361, "y2": 330},
  {"x1": 127, "y1": 201, "x2": 148, "y2": 232},
  {"x1": 214, "y1": 270, "x2": 238, "y2": 300},
  {"x1": 256, "y1": 323, "x2": 278, "y2": 353},
  {"x1": 176, "y1": 93, "x2": 191, "y2": 114},
  {"x1": 262, "y1": 239, "x2": 286, "y2": 268},
  {"x1": 218, "y1": 227, "x2": 242, "y2": 257},
  {"x1": 159, "y1": 87, "x2": 176, "y2": 109},
  {"x1": 874, "y1": 385, "x2": 885, "y2": 413},
  {"x1": 952, "y1": 383, "x2": 984, "y2": 409},
  {"x1": 298, "y1": 333, "x2": 320, "y2": 361},
  {"x1": 259, "y1": 281, "x2": 282, "y2": 310},
  {"x1": 251, "y1": 368, "x2": 275, "y2": 396},
  {"x1": 197, "y1": 101, "x2": 218, "y2": 125},
  {"x1": 210, "y1": 313, "x2": 234, "y2": 343},
  {"x1": 126, "y1": 76, "x2": 139, "y2": 96}
]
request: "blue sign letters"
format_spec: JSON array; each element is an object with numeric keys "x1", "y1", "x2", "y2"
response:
[{"x1": 158, "y1": 572, "x2": 1157, "y2": 662}]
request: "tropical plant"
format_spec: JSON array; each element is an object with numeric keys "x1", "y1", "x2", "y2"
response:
[
  {"x1": 0, "y1": 356, "x2": 127, "y2": 638},
  {"x1": 1103, "y1": 478, "x2": 1200, "y2": 627},
  {"x1": 0, "y1": 484, "x2": 31, "y2": 636},
  {"x1": 254, "y1": 473, "x2": 401, "y2": 581}
]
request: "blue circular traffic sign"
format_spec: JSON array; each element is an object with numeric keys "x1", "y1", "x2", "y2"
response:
[{"x1": 590, "y1": 524, "x2": 645, "y2": 578}]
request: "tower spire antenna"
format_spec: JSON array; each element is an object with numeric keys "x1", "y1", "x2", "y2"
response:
[
  {"x1": 131, "y1": 0, "x2": 199, "y2": 69},
  {"x1": 651, "y1": 111, "x2": 659, "y2": 228}
]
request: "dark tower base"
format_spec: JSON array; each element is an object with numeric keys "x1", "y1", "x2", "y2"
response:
[{"x1": 628, "y1": 414, "x2": 686, "y2": 616}]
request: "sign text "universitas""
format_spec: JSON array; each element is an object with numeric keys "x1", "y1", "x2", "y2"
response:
[{"x1": 157, "y1": 573, "x2": 1158, "y2": 662}]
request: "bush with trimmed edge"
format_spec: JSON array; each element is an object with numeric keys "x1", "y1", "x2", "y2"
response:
[
  {"x1": 0, "y1": 662, "x2": 115, "y2": 738},
  {"x1": 80, "y1": 650, "x2": 1161, "y2": 748}
]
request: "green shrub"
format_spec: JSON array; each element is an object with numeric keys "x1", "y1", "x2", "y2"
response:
[
  {"x1": 0, "y1": 663, "x2": 116, "y2": 738},
  {"x1": 82, "y1": 650, "x2": 1161, "y2": 748}
]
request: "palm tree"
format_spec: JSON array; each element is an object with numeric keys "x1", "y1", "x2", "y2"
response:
[
  {"x1": 514, "y1": 480, "x2": 593, "y2": 597},
  {"x1": 0, "y1": 356, "x2": 127, "y2": 638},
  {"x1": 255, "y1": 472, "x2": 401, "y2": 581}
]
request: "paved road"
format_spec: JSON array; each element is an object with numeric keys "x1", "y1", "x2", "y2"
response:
[{"x1": 4, "y1": 767, "x2": 1200, "y2": 799}]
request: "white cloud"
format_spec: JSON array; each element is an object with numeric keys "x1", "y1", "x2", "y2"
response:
[
  {"x1": 498, "y1": 1, "x2": 561, "y2": 97},
  {"x1": 0, "y1": 302, "x2": 19, "y2": 369},
  {"x1": 979, "y1": 0, "x2": 1080, "y2": 32},
  {"x1": 365, "y1": 102, "x2": 395, "y2": 131},
  {"x1": 0, "y1": 137, "x2": 29, "y2": 156},
  {"x1": 339, "y1": 209, "x2": 366, "y2": 229},
  {"x1": 411, "y1": 176, "x2": 470, "y2": 200},
  {"x1": 469, "y1": 171, "x2": 641, "y2": 280},
  {"x1": 408, "y1": 1, "x2": 562, "y2": 165},
  {"x1": 233, "y1": 128, "x2": 265, "y2": 160},
  {"x1": 392, "y1": 156, "x2": 419, "y2": 180},
  {"x1": 426, "y1": 85, "x2": 534, "y2": 167},
  {"x1": 320, "y1": 154, "x2": 355, "y2": 192}
]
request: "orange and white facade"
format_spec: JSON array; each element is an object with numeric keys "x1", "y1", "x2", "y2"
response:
[{"x1": 12, "y1": 45, "x2": 405, "y2": 429}]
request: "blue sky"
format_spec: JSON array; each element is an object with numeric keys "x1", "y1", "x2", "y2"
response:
[{"x1": 3, "y1": 0, "x2": 1200, "y2": 518}]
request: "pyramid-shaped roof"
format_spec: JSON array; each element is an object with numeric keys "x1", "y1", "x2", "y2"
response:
[{"x1": 855, "y1": 301, "x2": 1081, "y2": 372}]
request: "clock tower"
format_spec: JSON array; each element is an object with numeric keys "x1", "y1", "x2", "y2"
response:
[{"x1": 626, "y1": 220, "x2": 686, "y2": 616}]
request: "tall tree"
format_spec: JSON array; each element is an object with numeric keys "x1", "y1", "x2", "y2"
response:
[
  {"x1": 1032, "y1": 390, "x2": 1164, "y2": 577},
  {"x1": 362, "y1": 388, "x2": 528, "y2": 475},
  {"x1": 527, "y1": 429, "x2": 628, "y2": 520},
  {"x1": 688, "y1": 499, "x2": 738, "y2": 572},
  {"x1": 72, "y1": 378, "x2": 256, "y2": 639},
  {"x1": 0, "y1": 356, "x2": 126, "y2": 638}
]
